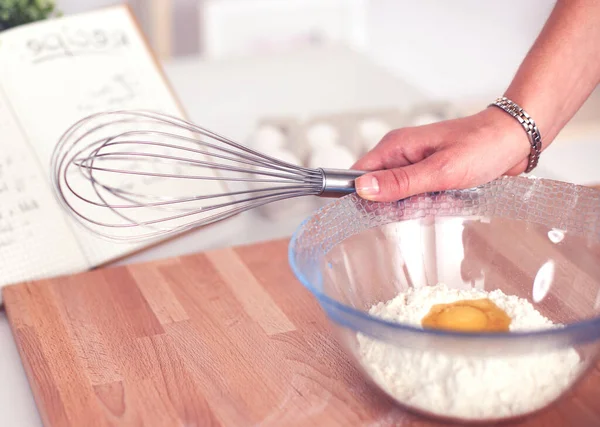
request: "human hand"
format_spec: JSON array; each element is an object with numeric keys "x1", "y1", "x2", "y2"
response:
[{"x1": 352, "y1": 107, "x2": 534, "y2": 202}]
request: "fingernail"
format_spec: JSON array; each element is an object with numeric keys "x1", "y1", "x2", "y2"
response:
[{"x1": 356, "y1": 175, "x2": 380, "y2": 199}]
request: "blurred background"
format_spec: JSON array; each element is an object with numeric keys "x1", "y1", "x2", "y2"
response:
[{"x1": 55, "y1": 0, "x2": 557, "y2": 100}]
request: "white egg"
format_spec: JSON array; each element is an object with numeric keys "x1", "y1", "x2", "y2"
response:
[
  {"x1": 358, "y1": 118, "x2": 392, "y2": 151},
  {"x1": 251, "y1": 124, "x2": 286, "y2": 151},
  {"x1": 305, "y1": 122, "x2": 340, "y2": 150},
  {"x1": 412, "y1": 113, "x2": 443, "y2": 126},
  {"x1": 268, "y1": 148, "x2": 302, "y2": 166},
  {"x1": 308, "y1": 144, "x2": 356, "y2": 169}
]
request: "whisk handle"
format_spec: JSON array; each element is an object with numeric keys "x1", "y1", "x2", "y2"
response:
[{"x1": 319, "y1": 168, "x2": 366, "y2": 198}]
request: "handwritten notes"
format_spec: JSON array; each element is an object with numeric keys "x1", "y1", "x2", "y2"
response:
[
  {"x1": 0, "y1": 7, "x2": 186, "y2": 166},
  {"x1": 26, "y1": 26, "x2": 129, "y2": 64},
  {"x1": 0, "y1": 153, "x2": 39, "y2": 245},
  {"x1": 77, "y1": 73, "x2": 138, "y2": 113},
  {"x1": 0, "y1": 89, "x2": 87, "y2": 292}
]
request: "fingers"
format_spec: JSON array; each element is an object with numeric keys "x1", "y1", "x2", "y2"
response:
[
  {"x1": 351, "y1": 130, "x2": 411, "y2": 171},
  {"x1": 352, "y1": 127, "x2": 444, "y2": 171},
  {"x1": 355, "y1": 153, "x2": 455, "y2": 202}
]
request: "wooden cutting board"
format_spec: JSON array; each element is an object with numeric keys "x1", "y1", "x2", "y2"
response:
[{"x1": 3, "y1": 238, "x2": 600, "y2": 427}]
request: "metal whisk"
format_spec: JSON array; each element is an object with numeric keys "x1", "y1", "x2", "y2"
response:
[{"x1": 51, "y1": 110, "x2": 364, "y2": 242}]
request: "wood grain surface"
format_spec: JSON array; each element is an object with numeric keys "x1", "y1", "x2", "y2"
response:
[{"x1": 3, "y1": 238, "x2": 600, "y2": 427}]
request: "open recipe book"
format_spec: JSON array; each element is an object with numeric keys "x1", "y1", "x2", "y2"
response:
[{"x1": 0, "y1": 5, "x2": 223, "y2": 299}]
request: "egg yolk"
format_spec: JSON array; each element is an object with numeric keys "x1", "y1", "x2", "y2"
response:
[{"x1": 421, "y1": 298, "x2": 511, "y2": 333}]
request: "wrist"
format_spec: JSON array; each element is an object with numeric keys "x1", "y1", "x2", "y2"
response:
[
  {"x1": 488, "y1": 97, "x2": 544, "y2": 173},
  {"x1": 502, "y1": 89, "x2": 557, "y2": 145},
  {"x1": 479, "y1": 106, "x2": 532, "y2": 160}
]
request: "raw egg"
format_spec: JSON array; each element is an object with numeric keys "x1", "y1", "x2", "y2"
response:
[{"x1": 421, "y1": 298, "x2": 511, "y2": 333}]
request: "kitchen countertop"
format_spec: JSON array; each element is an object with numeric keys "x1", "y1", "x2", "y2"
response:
[
  {"x1": 1, "y1": 44, "x2": 599, "y2": 427},
  {"x1": 6, "y1": 236, "x2": 600, "y2": 426}
]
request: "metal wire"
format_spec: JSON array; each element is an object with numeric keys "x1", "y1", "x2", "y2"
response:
[{"x1": 51, "y1": 110, "x2": 329, "y2": 242}]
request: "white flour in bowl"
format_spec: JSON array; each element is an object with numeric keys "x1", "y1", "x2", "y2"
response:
[{"x1": 357, "y1": 283, "x2": 583, "y2": 420}]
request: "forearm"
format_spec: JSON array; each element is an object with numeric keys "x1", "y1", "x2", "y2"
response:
[{"x1": 502, "y1": 0, "x2": 600, "y2": 148}]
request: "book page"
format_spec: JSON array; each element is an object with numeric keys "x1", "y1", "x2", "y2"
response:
[
  {"x1": 0, "y1": 84, "x2": 88, "y2": 294},
  {"x1": 0, "y1": 6, "x2": 226, "y2": 266}
]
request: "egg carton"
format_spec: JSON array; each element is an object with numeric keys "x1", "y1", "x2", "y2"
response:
[
  {"x1": 245, "y1": 101, "x2": 462, "y2": 219},
  {"x1": 406, "y1": 102, "x2": 462, "y2": 127}
]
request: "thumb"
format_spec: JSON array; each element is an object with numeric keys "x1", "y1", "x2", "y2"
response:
[{"x1": 355, "y1": 155, "x2": 450, "y2": 202}]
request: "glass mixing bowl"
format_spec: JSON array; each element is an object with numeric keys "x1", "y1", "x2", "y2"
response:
[{"x1": 288, "y1": 176, "x2": 600, "y2": 424}]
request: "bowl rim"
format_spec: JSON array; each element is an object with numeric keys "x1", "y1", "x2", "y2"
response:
[{"x1": 287, "y1": 184, "x2": 600, "y2": 344}]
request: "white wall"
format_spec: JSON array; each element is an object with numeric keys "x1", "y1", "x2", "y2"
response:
[
  {"x1": 55, "y1": 0, "x2": 557, "y2": 99},
  {"x1": 366, "y1": 0, "x2": 556, "y2": 99}
]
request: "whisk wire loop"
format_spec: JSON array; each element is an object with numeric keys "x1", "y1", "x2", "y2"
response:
[{"x1": 51, "y1": 110, "x2": 362, "y2": 242}]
